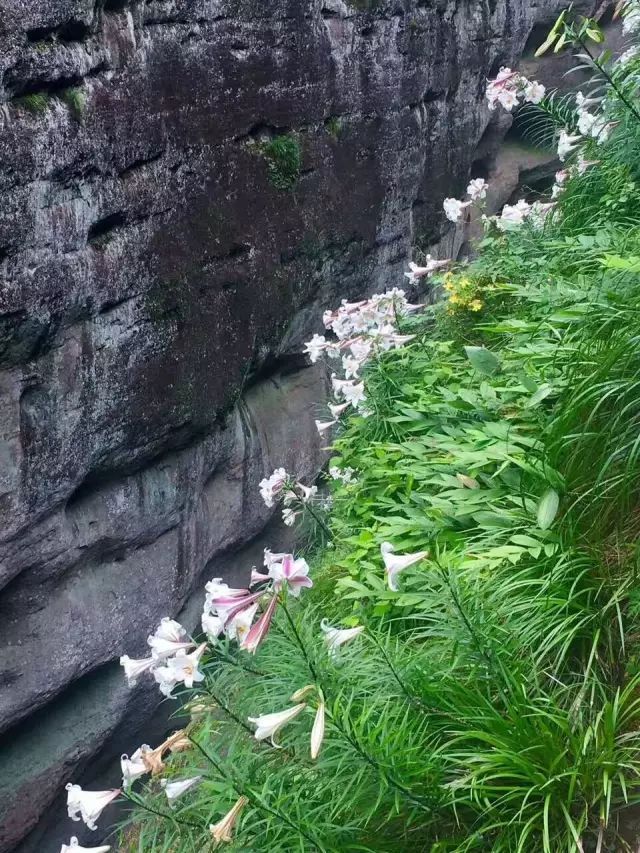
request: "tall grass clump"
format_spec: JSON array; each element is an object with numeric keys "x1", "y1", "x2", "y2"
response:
[{"x1": 58, "y1": 10, "x2": 640, "y2": 853}]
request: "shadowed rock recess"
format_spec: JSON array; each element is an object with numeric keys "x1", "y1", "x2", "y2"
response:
[{"x1": 0, "y1": 0, "x2": 563, "y2": 849}]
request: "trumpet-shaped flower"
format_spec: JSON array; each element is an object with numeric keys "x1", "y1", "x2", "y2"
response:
[
  {"x1": 241, "y1": 593, "x2": 278, "y2": 653},
  {"x1": 321, "y1": 619, "x2": 364, "y2": 655},
  {"x1": 349, "y1": 339, "x2": 372, "y2": 362},
  {"x1": 153, "y1": 643, "x2": 206, "y2": 697},
  {"x1": 328, "y1": 401, "x2": 350, "y2": 419},
  {"x1": 119, "y1": 655, "x2": 157, "y2": 686},
  {"x1": 497, "y1": 199, "x2": 531, "y2": 230},
  {"x1": 204, "y1": 578, "x2": 248, "y2": 614},
  {"x1": 201, "y1": 611, "x2": 225, "y2": 640},
  {"x1": 524, "y1": 80, "x2": 545, "y2": 104},
  {"x1": 341, "y1": 381, "x2": 366, "y2": 408},
  {"x1": 264, "y1": 547, "x2": 288, "y2": 567},
  {"x1": 161, "y1": 776, "x2": 202, "y2": 804},
  {"x1": 248, "y1": 703, "x2": 306, "y2": 745},
  {"x1": 152, "y1": 617, "x2": 187, "y2": 643},
  {"x1": 147, "y1": 634, "x2": 194, "y2": 660},
  {"x1": 66, "y1": 785, "x2": 120, "y2": 831},
  {"x1": 60, "y1": 839, "x2": 111, "y2": 853},
  {"x1": 140, "y1": 730, "x2": 188, "y2": 775},
  {"x1": 226, "y1": 603, "x2": 258, "y2": 644},
  {"x1": 557, "y1": 129, "x2": 581, "y2": 161},
  {"x1": 259, "y1": 467, "x2": 289, "y2": 507},
  {"x1": 268, "y1": 553, "x2": 313, "y2": 596},
  {"x1": 121, "y1": 746, "x2": 149, "y2": 788},
  {"x1": 443, "y1": 197, "x2": 471, "y2": 223},
  {"x1": 303, "y1": 333, "x2": 329, "y2": 363},
  {"x1": 210, "y1": 796, "x2": 249, "y2": 846},
  {"x1": 147, "y1": 617, "x2": 193, "y2": 659},
  {"x1": 380, "y1": 541, "x2": 429, "y2": 591},
  {"x1": 342, "y1": 355, "x2": 361, "y2": 379},
  {"x1": 316, "y1": 418, "x2": 336, "y2": 435},
  {"x1": 296, "y1": 483, "x2": 318, "y2": 503},
  {"x1": 466, "y1": 177, "x2": 487, "y2": 201},
  {"x1": 310, "y1": 701, "x2": 326, "y2": 760}
]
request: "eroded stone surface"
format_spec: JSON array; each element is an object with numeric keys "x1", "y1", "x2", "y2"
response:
[{"x1": 0, "y1": 0, "x2": 566, "y2": 848}]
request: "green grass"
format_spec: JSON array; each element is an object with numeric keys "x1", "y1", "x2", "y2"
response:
[
  {"x1": 60, "y1": 86, "x2": 86, "y2": 120},
  {"x1": 259, "y1": 133, "x2": 302, "y2": 191},
  {"x1": 14, "y1": 93, "x2": 50, "y2": 114}
]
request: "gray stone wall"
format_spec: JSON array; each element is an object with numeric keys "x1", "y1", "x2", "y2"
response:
[{"x1": 0, "y1": 0, "x2": 564, "y2": 848}]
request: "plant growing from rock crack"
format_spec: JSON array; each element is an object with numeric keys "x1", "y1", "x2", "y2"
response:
[
  {"x1": 61, "y1": 87, "x2": 87, "y2": 121},
  {"x1": 259, "y1": 133, "x2": 302, "y2": 191},
  {"x1": 14, "y1": 93, "x2": 50, "y2": 115}
]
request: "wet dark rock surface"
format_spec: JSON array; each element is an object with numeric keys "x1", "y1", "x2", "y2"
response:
[{"x1": 0, "y1": 0, "x2": 565, "y2": 848}]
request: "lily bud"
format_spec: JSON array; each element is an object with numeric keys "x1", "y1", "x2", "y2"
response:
[{"x1": 310, "y1": 702, "x2": 326, "y2": 760}]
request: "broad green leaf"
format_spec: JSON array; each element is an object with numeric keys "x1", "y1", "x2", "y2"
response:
[
  {"x1": 526, "y1": 384, "x2": 553, "y2": 408},
  {"x1": 599, "y1": 254, "x2": 640, "y2": 272},
  {"x1": 464, "y1": 346, "x2": 501, "y2": 376},
  {"x1": 537, "y1": 488, "x2": 560, "y2": 530}
]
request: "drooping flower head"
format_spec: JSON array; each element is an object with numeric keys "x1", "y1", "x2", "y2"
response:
[
  {"x1": 380, "y1": 541, "x2": 429, "y2": 591},
  {"x1": 210, "y1": 796, "x2": 249, "y2": 847},
  {"x1": 65, "y1": 785, "x2": 120, "y2": 831},
  {"x1": 248, "y1": 703, "x2": 306, "y2": 746}
]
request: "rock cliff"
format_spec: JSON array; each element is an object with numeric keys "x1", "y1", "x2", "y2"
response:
[{"x1": 0, "y1": 0, "x2": 563, "y2": 848}]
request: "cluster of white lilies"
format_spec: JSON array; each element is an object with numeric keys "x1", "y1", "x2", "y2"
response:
[{"x1": 62, "y1": 536, "x2": 428, "y2": 847}]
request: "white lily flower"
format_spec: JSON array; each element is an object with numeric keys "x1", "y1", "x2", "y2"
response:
[
  {"x1": 147, "y1": 634, "x2": 195, "y2": 660},
  {"x1": 210, "y1": 796, "x2": 249, "y2": 846},
  {"x1": 119, "y1": 655, "x2": 157, "y2": 686},
  {"x1": 310, "y1": 702, "x2": 326, "y2": 760},
  {"x1": 328, "y1": 401, "x2": 350, "y2": 418},
  {"x1": 226, "y1": 603, "x2": 258, "y2": 644},
  {"x1": 60, "y1": 838, "x2": 111, "y2": 853},
  {"x1": 321, "y1": 619, "x2": 364, "y2": 655},
  {"x1": 121, "y1": 746, "x2": 150, "y2": 788},
  {"x1": 466, "y1": 177, "x2": 487, "y2": 201},
  {"x1": 65, "y1": 785, "x2": 120, "y2": 831},
  {"x1": 264, "y1": 548, "x2": 288, "y2": 567},
  {"x1": 443, "y1": 197, "x2": 472, "y2": 222},
  {"x1": 341, "y1": 381, "x2": 366, "y2": 408},
  {"x1": 153, "y1": 643, "x2": 206, "y2": 696},
  {"x1": 342, "y1": 356, "x2": 360, "y2": 379},
  {"x1": 296, "y1": 483, "x2": 318, "y2": 503},
  {"x1": 523, "y1": 80, "x2": 545, "y2": 104},
  {"x1": 201, "y1": 611, "x2": 225, "y2": 640},
  {"x1": 268, "y1": 554, "x2": 312, "y2": 596},
  {"x1": 557, "y1": 129, "x2": 581, "y2": 161},
  {"x1": 161, "y1": 775, "x2": 202, "y2": 804},
  {"x1": 349, "y1": 339, "x2": 372, "y2": 362},
  {"x1": 258, "y1": 467, "x2": 289, "y2": 507},
  {"x1": 153, "y1": 617, "x2": 187, "y2": 643},
  {"x1": 303, "y1": 333, "x2": 329, "y2": 363},
  {"x1": 380, "y1": 541, "x2": 429, "y2": 591},
  {"x1": 315, "y1": 418, "x2": 336, "y2": 434},
  {"x1": 497, "y1": 199, "x2": 531, "y2": 230},
  {"x1": 248, "y1": 703, "x2": 306, "y2": 746}
]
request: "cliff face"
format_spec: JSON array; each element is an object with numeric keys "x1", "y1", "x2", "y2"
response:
[{"x1": 0, "y1": 0, "x2": 561, "y2": 848}]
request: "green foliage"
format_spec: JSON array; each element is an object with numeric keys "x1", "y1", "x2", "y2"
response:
[
  {"x1": 259, "y1": 134, "x2": 302, "y2": 191},
  {"x1": 14, "y1": 93, "x2": 50, "y2": 114},
  {"x1": 60, "y1": 86, "x2": 86, "y2": 120},
  {"x1": 325, "y1": 116, "x2": 342, "y2": 140}
]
